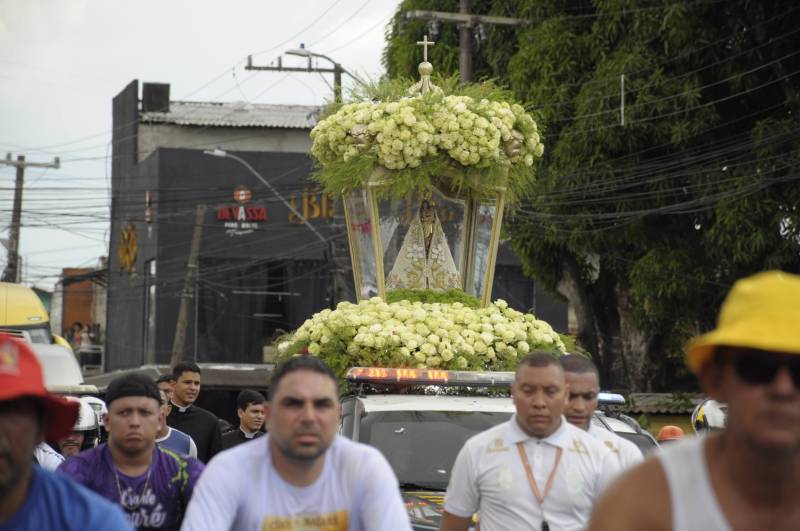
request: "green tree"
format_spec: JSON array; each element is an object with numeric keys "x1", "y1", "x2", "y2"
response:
[{"x1": 385, "y1": 0, "x2": 800, "y2": 390}]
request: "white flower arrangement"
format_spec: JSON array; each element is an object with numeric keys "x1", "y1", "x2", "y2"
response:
[
  {"x1": 310, "y1": 96, "x2": 543, "y2": 172},
  {"x1": 276, "y1": 298, "x2": 565, "y2": 373}
]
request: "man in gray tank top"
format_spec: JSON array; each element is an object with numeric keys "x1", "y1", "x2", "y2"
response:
[{"x1": 588, "y1": 270, "x2": 800, "y2": 531}]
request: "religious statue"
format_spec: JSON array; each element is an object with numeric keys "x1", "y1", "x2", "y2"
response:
[
  {"x1": 386, "y1": 197, "x2": 461, "y2": 291},
  {"x1": 350, "y1": 124, "x2": 370, "y2": 149},
  {"x1": 503, "y1": 129, "x2": 526, "y2": 158}
]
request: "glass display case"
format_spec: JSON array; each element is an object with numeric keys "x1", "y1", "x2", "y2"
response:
[{"x1": 343, "y1": 171, "x2": 506, "y2": 307}]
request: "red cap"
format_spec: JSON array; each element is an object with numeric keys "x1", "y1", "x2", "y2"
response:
[
  {"x1": 0, "y1": 335, "x2": 79, "y2": 441},
  {"x1": 657, "y1": 425, "x2": 685, "y2": 442}
]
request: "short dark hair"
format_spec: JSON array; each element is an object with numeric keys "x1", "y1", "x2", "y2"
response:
[
  {"x1": 172, "y1": 362, "x2": 201, "y2": 380},
  {"x1": 106, "y1": 373, "x2": 161, "y2": 407},
  {"x1": 157, "y1": 388, "x2": 169, "y2": 406},
  {"x1": 268, "y1": 356, "x2": 337, "y2": 400},
  {"x1": 237, "y1": 389, "x2": 265, "y2": 411},
  {"x1": 516, "y1": 351, "x2": 563, "y2": 378},
  {"x1": 155, "y1": 374, "x2": 174, "y2": 385},
  {"x1": 560, "y1": 354, "x2": 599, "y2": 376}
]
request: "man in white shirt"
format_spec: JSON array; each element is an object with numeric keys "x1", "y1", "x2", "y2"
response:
[
  {"x1": 561, "y1": 354, "x2": 643, "y2": 470},
  {"x1": 441, "y1": 352, "x2": 619, "y2": 531},
  {"x1": 33, "y1": 441, "x2": 65, "y2": 471},
  {"x1": 181, "y1": 356, "x2": 412, "y2": 531}
]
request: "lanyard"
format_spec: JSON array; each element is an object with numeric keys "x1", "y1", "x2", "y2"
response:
[{"x1": 516, "y1": 442, "x2": 563, "y2": 531}]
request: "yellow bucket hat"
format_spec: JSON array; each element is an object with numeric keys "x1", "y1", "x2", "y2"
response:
[{"x1": 685, "y1": 270, "x2": 800, "y2": 373}]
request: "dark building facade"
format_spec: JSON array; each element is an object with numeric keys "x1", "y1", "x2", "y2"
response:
[{"x1": 106, "y1": 80, "x2": 566, "y2": 371}]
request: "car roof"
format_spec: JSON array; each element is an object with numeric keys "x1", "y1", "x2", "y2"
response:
[
  {"x1": 592, "y1": 411, "x2": 638, "y2": 434},
  {"x1": 31, "y1": 344, "x2": 82, "y2": 384},
  {"x1": 356, "y1": 394, "x2": 516, "y2": 413}
]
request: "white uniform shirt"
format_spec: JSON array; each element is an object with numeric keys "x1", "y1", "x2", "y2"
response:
[
  {"x1": 181, "y1": 434, "x2": 412, "y2": 531},
  {"x1": 588, "y1": 424, "x2": 643, "y2": 471},
  {"x1": 33, "y1": 442, "x2": 64, "y2": 471},
  {"x1": 445, "y1": 415, "x2": 620, "y2": 531}
]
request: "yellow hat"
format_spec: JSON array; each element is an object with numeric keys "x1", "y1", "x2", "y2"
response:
[{"x1": 685, "y1": 270, "x2": 800, "y2": 373}]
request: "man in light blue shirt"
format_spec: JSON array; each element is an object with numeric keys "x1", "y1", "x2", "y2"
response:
[{"x1": 155, "y1": 389, "x2": 197, "y2": 457}]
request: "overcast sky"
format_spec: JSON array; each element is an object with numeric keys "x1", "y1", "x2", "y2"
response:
[{"x1": 0, "y1": 0, "x2": 402, "y2": 289}]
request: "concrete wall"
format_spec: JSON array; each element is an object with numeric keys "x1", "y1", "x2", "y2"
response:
[
  {"x1": 50, "y1": 285, "x2": 62, "y2": 336},
  {"x1": 62, "y1": 268, "x2": 93, "y2": 333},
  {"x1": 91, "y1": 280, "x2": 106, "y2": 339},
  {"x1": 107, "y1": 80, "x2": 161, "y2": 370},
  {"x1": 137, "y1": 124, "x2": 312, "y2": 163}
]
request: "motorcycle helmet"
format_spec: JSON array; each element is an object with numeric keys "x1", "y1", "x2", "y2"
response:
[
  {"x1": 691, "y1": 399, "x2": 727, "y2": 434},
  {"x1": 58, "y1": 396, "x2": 100, "y2": 454},
  {"x1": 80, "y1": 395, "x2": 108, "y2": 442}
]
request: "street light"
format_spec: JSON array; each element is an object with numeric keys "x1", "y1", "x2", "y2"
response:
[{"x1": 285, "y1": 47, "x2": 367, "y2": 102}]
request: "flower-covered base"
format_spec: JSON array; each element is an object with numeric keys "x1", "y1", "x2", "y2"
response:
[{"x1": 276, "y1": 297, "x2": 565, "y2": 376}]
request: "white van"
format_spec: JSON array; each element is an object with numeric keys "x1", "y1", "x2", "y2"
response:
[{"x1": 29, "y1": 343, "x2": 98, "y2": 395}]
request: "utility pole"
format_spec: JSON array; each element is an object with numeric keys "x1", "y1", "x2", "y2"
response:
[
  {"x1": 170, "y1": 204, "x2": 207, "y2": 367},
  {"x1": 246, "y1": 47, "x2": 366, "y2": 103},
  {"x1": 246, "y1": 54, "x2": 345, "y2": 102},
  {"x1": 406, "y1": 1, "x2": 528, "y2": 83},
  {"x1": 0, "y1": 154, "x2": 60, "y2": 283}
]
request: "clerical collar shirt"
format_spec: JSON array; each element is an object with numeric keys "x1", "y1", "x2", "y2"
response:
[
  {"x1": 171, "y1": 401, "x2": 192, "y2": 413},
  {"x1": 240, "y1": 428, "x2": 260, "y2": 439},
  {"x1": 444, "y1": 415, "x2": 620, "y2": 531}
]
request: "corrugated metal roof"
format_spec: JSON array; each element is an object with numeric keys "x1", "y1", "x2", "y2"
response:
[
  {"x1": 139, "y1": 101, "x2": 321, "y2": 129},
  {"x1": 622, "y1": 393, "x2": 704, "y2": 415}
]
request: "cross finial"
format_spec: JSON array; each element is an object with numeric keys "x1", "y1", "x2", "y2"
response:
[{"x1": 416, "y1": 34, "x2": 435, "y2": 62}]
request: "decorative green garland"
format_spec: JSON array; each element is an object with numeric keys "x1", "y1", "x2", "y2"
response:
[
  {"x1": 386, "y1": 288, "x2": 481, "y2": 307},
  {"x1": 310, "y1": 76, "x2": 544, "y2": 204}
]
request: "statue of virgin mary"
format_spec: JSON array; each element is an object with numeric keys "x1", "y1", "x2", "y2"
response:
[{"x1": 386, "y1": 198, "x2": 461, "y2": 291}]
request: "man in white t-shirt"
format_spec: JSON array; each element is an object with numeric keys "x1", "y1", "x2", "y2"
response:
[
  {"x1": 181, "y1": 356, "x2": 411, "y2": 531},
  {"x1": 441, "y1": 352, "x2": 620, "y2": 531},
  {"x1": 560, "y1": 354, "x2": 643, "y2": 470}
]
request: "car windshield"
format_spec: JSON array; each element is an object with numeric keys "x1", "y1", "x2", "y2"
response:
[
  {"x1": 0, "y1": 324, "x2": 51, "y2": 344},
  {"x1": 27, "y1": 326, "x2": 51, "y2": 344},
  {"x1": 358, "y1": 410, "x2": 513, "y2": 491}
]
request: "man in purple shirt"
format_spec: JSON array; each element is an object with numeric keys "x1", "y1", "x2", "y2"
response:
[{"x1": 59, "y1": 373, "x2": 204, "y2": 530}]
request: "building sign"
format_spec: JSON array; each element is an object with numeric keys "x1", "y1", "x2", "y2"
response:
[
  {"x1": 216, "y1": 186, "x2": 267, "y2": 236},
  {"x1": 285, "y1": 188, "x2": 460, "y2": 226},
  {"x1": 288, "y1": 187, "x2": 338, "y2": 224},
  {"x1": 233, "y1": 186, "x2": 252, "y2": 203},
  {"x1": 119, "y1": 222, "x2": 137, "y2": 273}
]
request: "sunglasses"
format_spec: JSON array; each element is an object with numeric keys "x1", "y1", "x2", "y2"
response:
[{"x1": 731, "y1": 352, "x2": 800, "y2": 387}]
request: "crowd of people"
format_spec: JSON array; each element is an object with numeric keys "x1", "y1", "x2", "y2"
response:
[{"x1": 0, "y1": 270, "x2": 797, "y2": 530}]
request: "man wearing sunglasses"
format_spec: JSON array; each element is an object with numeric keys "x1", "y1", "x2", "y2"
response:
[{"x1": 589, "y1": 270, "x2": 800, "y2": 531}]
